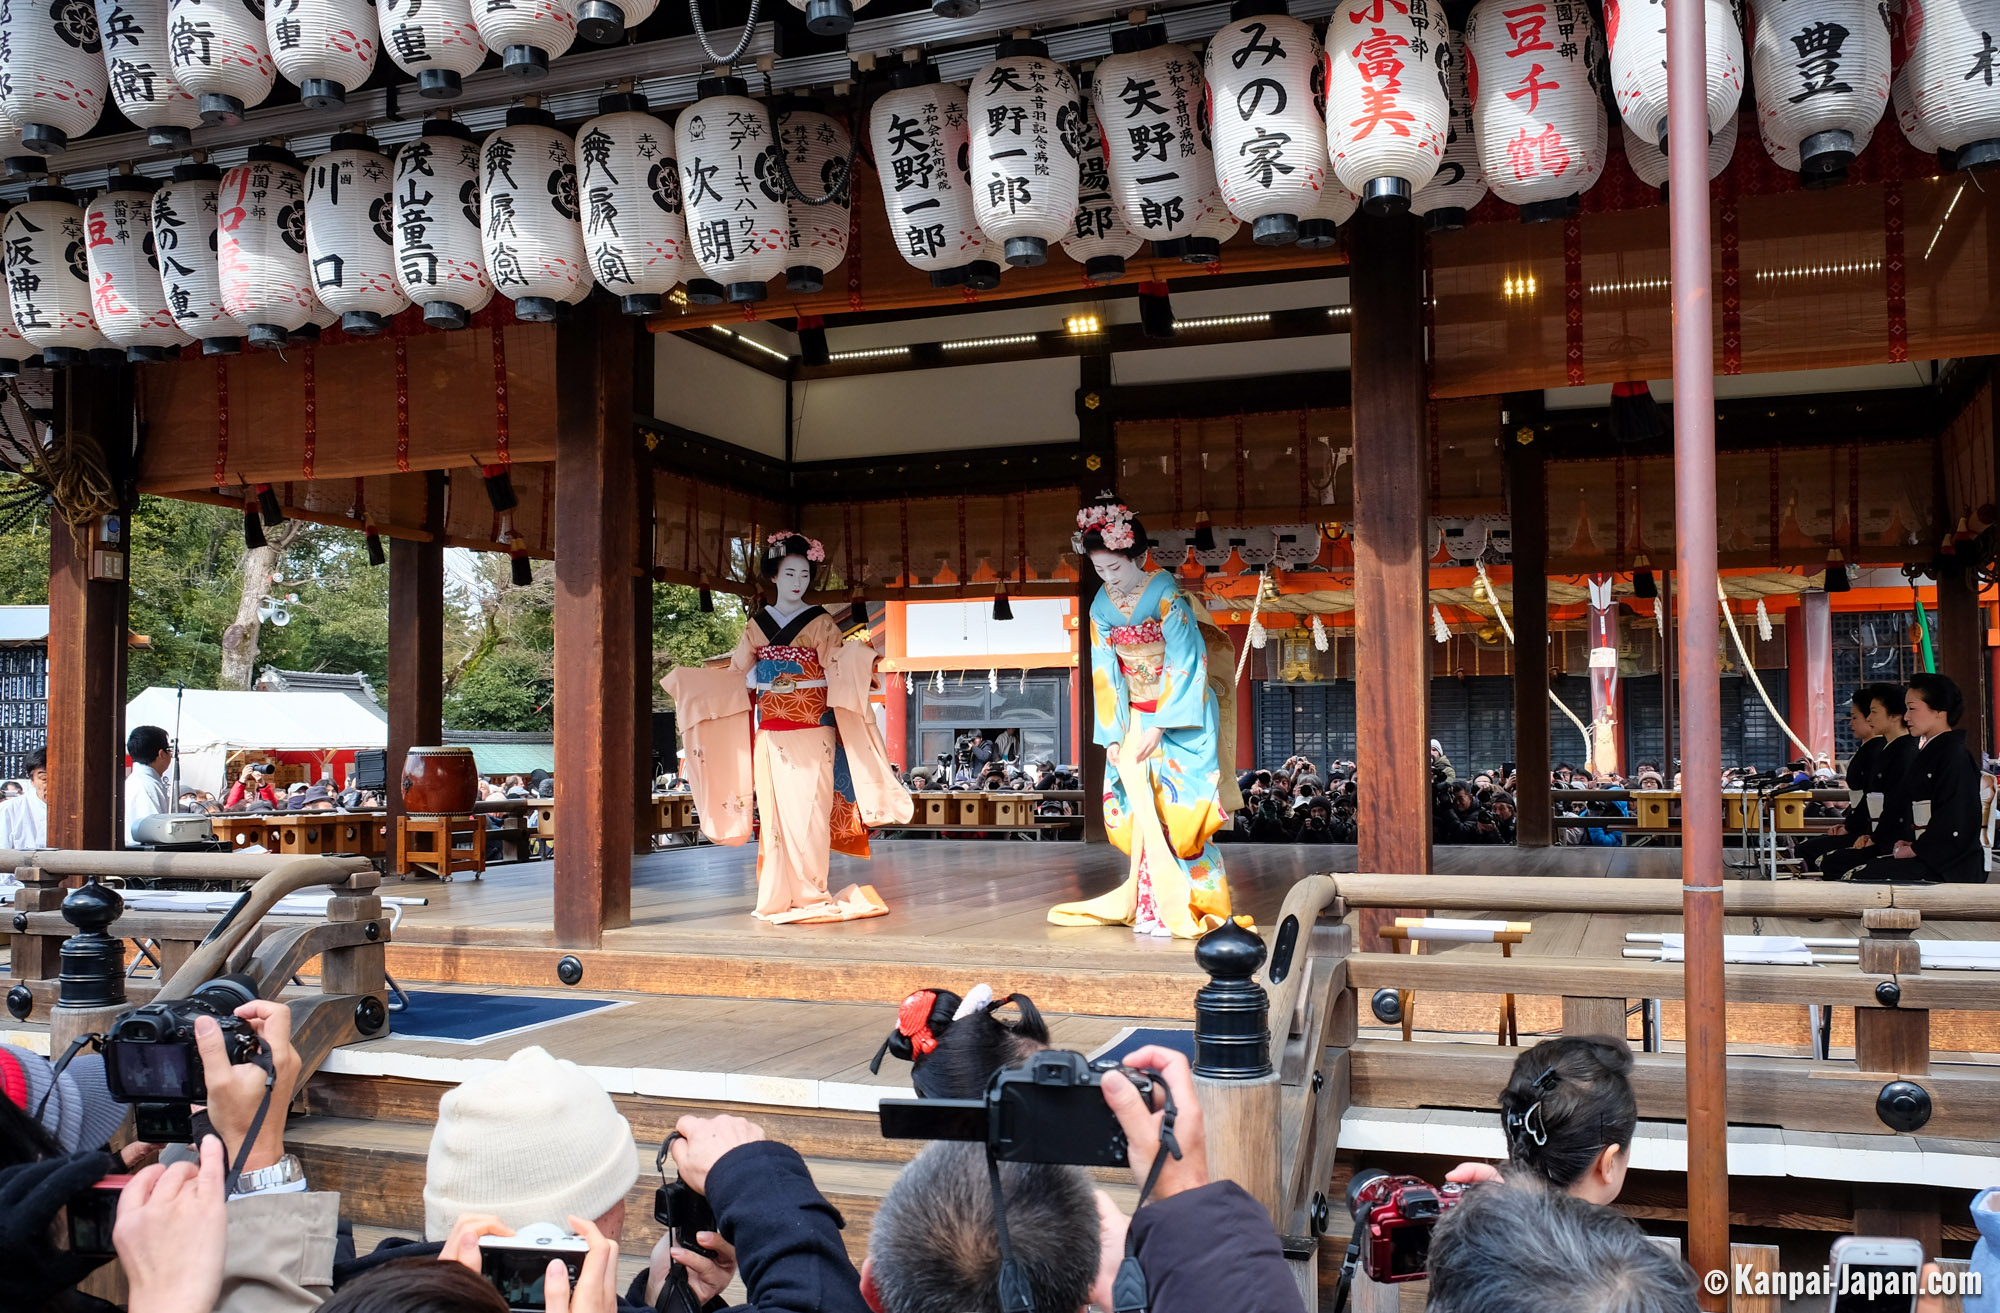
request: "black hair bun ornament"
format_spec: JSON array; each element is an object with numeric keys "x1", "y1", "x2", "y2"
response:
[{"x1": 868, "y1": 987, "x2": 963, "y2": 1073}]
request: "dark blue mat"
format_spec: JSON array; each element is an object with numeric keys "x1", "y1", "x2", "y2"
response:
[
  {"x1": 1088, "y1": 1027, "x2": 1195, "y2": 1065},
  {"x1": 391, "y1": 991, "x2": 627, "y2": 1044}
]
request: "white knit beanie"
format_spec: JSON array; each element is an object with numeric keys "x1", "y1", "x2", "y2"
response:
[{"x1": 422, "y1": 1046, "x2": 639, "y2": 1240}]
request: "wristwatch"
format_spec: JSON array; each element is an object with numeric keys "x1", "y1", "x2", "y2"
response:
[{"x1": 233, "y1": 1153, "x2": 306, "y2": 1195}]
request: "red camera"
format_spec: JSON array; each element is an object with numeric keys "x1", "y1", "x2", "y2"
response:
[{"x1": 1347, "y1": 1171, "x2": 1465, "y2": 1283}]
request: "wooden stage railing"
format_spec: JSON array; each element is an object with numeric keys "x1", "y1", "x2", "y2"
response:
[{"x1": 1223, "y1": 873, "x2": 2000, "y2": 1306}]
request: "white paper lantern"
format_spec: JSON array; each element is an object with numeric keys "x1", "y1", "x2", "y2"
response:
[
  {"x1": 3, "y1": 188, "x2": 104, "y2": 364},
  {"x1": 1327, "y1": 0, "x2": 1451, "y2": 213},
  {"x1": 216, "y1": 146, "x2": 314, "y2": 348},
  {"x1": 575, "y1": 0, "x2": 649, "y2": 44},
  {"x1": 789, "y1": 0, "x2": 864, "y2": 36},
  {"x1": 578, "y1": 92, "x2": 686, "y2": 314},
  {"x1": 0, "y1": 0, "x2": 107, "y2": 154},
  {"x1": 964, "y1": 233, "x2": 1003, "y2": 289},
  {"x1": 1607, "y1": 0, "x2": 1745, "y2": 150},
  {"x1": 968, "y1": 38, "x2": 1087, "y2": 267},
  {"x1": 165, "y1": 0, "x2": 272, "y2": 124},
  {"x1": 1890, "y1": 0, "x2": 1940, "y2": 151},
  {"x1": 1061, "y1": 98, "x2": 1143, "y2": 278},
  {"x1": 94, "y1": 0, "x2": 200, "y2": 148},
  {"x1": 305, "y1": 132, "x2": 410, "y2": 335},
  {"x1": 1749, "y1": 0, "x2": 1891, "y2": 178},
  {"x1": 1467, "y1": 0, "x2": 1609, "y2": 219},
  {"x1": 1205, "y1": 0, "x2": 1329, "y2": 244},
  {"x1": 1181, "y1": 181, "x2": 1240, "y2": 263},
  {"x1": 1905, "y1": 0, "x2": 2000, "y2": 166},
  {"x1": 267, "y1": 0, "x2": 376, "y2": 108},
  {"x1": 152, "y1": 161, "x2": 239, "y2": 352},
  {"x1": 381, "y1": 0, "x2": 486, "y2": 98},
  {"x1": 0, "y1": 102, "x2": 40, "y2": 180},
  {"x1": 0, "y1": 273, "x2": 31, "y2": 372},
  {"x1": 85, "y1": 176, "x2": 191, "y2": 361},
  {"x1": 1622, "y1": 108, "x2": 1739, "y2": 186},
  {"x1": 676, "y1": 76, "x2": 790, "y2": 303},
  {"x1": 479, "y1": 105, "x2": 587, "y2": 321},
  {"x1": 774, "y1": 97, "x2": 852, "y2": 293},
  {"x1": 471, "y1": 0, "x2": 572, "y2": 79},
  {"x1": 869, "y1": 62, "x2": 986, "y2": 286},
  {"x1": 1411, "y1": 28, "x2": 1487, "y2": 227},
  {"x1": 1094, "y1": 24, "x2": 1211, "y2": 254},
  {"x1": 394, "y1": 117, "x2": 491, "y2": 328},
  {"x1": 1296, "y1": 170, "x2": 1359, "y2": 247}
]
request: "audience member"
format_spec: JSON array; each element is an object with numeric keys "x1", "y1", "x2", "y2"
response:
[
  {"x1": 0, "y1": 746, "x2": 48, "y2": 849},
  {"x1": 225, "y1": 764, "x2": 279, "y2": 810},
  {"x1": 869, "y1": 986, "x2": 1051, "y2": 1098},
  {"x1": 1425, "y1": 1183, "x2": 1699, "y2": 1313},
  {"x1": 1447, "y1": 1035, "x2": 1637, "y2": 1203}
]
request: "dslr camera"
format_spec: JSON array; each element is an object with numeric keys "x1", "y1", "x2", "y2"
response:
[
  {"x1": 877, "y1": 1048, "x2": 1152, "y2": 1167},
  {"x1": 101, "y1": 973, "x2": 263, "y2": 1142},
  {"x1": 479, "y1": 1223, "x2": 590, "y2": 1311},
  {"x1": 1348, "y1": 1169, "x2": 1465, "y2": 1283}
]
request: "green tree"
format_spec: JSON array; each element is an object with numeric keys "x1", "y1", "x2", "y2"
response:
[{"x1": 651, "y1": 582, "x2": 743, "y2": 707}]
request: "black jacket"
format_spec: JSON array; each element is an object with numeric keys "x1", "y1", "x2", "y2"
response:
[
  {"x1": 1879, "y1": 728, "x2": 1984, "y2": 882},
  {"x1": 1129, "y1": 1181, "x2": 1306, "y2": 1313},
  {"x1": 1842, "y1": 735, "x2": 1885, "y2": 835},
  {"x1": 332, "y1": 1142, "x2": 863, "y2": 1313},
  {"x1": 1867, "y1": 733, "x2": 1920, "y2": 840}
]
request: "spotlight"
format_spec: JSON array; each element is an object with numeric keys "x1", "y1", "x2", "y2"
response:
[{"x1": 1065, "y1": 313, "x2": 1102, "y2": 335}]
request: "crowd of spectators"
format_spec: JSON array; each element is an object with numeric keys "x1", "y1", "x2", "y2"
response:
[{"x1": 5, "y1": 978, "x2": 1763, "y2": 1313}]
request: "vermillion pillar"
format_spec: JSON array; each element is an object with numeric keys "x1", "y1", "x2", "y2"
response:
[
  {"x1": 554, "y1": 299, "x2": 638, "y2": 946},
  {"x1": 1667, "y1": 0, "x2": 1731, "y2": 1288},
  {"x1": 1349, "y1": 211, "x2": 1431, "y2": 946},
  {"x1": 1787, "y1": 590, "x2": 1835, "y2": 764},
  {"x1": 46, "y1": 362, "x2": 134, "y2": 850},
  {"x1": 1506, "y1": 437, "x2": 1551, "y2": 846},
  {"x1": 386, "y1": 473, "x2": 445, "y2": 828}
]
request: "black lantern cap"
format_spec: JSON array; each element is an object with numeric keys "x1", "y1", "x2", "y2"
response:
[
  {"x1": 246, "y1": 144, "x2": 303, "y2": 169},
  {"x1": 423, "y1": 299, "x2": 472, "y2": 330},
  {"x1": 172, "y1": 161, "x2": 223, "y2": 182},
  {"x1": 201, "y1": 336, "x2": 244, "y2": 355},
  {"x1": 418, "y1": 68, "x2": 463, "y2": 98},
  {"x1": 1003, "y1": 236, "x2": 1048, "y2": 267},
  {"x1": 927, "y1": 266, "x2": 966, "y2": 288},
  {"x1": 1423, "y1": 206, "x2": 1468, "y2": 233},
  {"x1": 2, "y1": 154, "x2": 47, "y2": 181},
  {"x1": 803, "y1": 0, "x2": 855, "y2": 35},
  {"x1": 1229, "y1": 0, "x2": 1292, "y2": 18},
  {"x1": 995, "y1": 37, "x2": 1049, "y2": 58},
  {"x1": 1083, "y1": 254, "x2": 1125, "y2": 281},
  {"x1": 685, "y1": 278, "x2": 725, "y2": 305},
  {"x1": 576, "y1": 0, "x2": 628, "y2": 43},
  {"x1": 126, "y1": 345, "x2": 177, "y2": 363},
  {"x1": 342, "y1": 310, "x2": 388, "y2": 335},
  {"x1": 890, "y1": 61, "x2": 942, "y2": 89},
  {"x1": 1295, "y1": 218, "x2": 1337, "y2": 249},
  {"x1": 502, "y1": 44, "x2": 551, "y2": 79},
  {"x1": 727, "y1": 281, "x2": 769, "y2": 304},
  {"x1": 0, "y1": 357, "x2": 20, "y2": 378},
  {"x1": 330, "y1": 131, "x2": 384, "y2": 153},
  {"x1": 18, "y1": 122, "x2": 67, "y2": 155},
  {"x1": 421, "y1": 116, "x2": 475, "y2": 142},
  {"x1": 147, "y1": 125, "x2": 193, "y2": 150},
  {"x1": 597, "y1": 90, "x2": 651, "y2": 115},
  {"x1": 1518, "y1": 193, "x2": 1580, "y2": 223},
  {"x1": 102, "y1": 172, "x2": 159, "y2": 195},
  {"x1": 1361, "y1": 176, "x2": 1411, "y2": 216},
  {"x1": 787, "y1": 266, "x2": 826, "y2": 294},
  {"x1": 619, "y1": 292, "x2": 663, "y2": 315},
  {"x1": 300, "y1": 78, "x2": 347, "y2": 110},
  {"x1": 1111, "y1": 22, "x2": 1167, "y2": 54},
  {"x1": 197, "y1": 92, "x2": 246, "y2": 126},
  {"x1": 40, "y1": 346, "x2": 86, "y2": 367},
  {"x1": 1251, "y1": 213, "x2": 1298, "y2": 245},
  {"x1": 506, "y1": 104, "x2": 557, "y2": 128},
  {"x1": 697, "y1": 76, "x2": 751, "y2": 100},
  {"x1": 25, "y1": 183, "x2": 77, "y2": 204},
  {"x1": 1181, "y1": 236, "x2": 1221, "y2": 264}
]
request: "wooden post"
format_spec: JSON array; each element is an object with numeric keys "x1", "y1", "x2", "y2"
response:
[
  {"x1": 47, "y1": 523, "x2": 126, "y2": 850},
  {"x1": 386, "y1": 473, "x2": 445, "y2": 827},
  {"x1": 633, "y1": 329, "x2": 658, "y2": 856},
  {"x1": 1349, "y1": 212, "x2": 1432, "y2": 945},
  {"x1": 1077, "y1": 351, "x2": 1113, "y2": 844},
  {"x1": 554, "y1": 298, "x2": 638, "y2": 946},
  {"x1": 1506, "y1": 427, "x2": 1551, "y2": 848},
  {"x1": 1789, "y1": 590, "x2": 1835, "y2": 763},
  {"x1": 1190, "y1": 920, "x2": 1282, "y2": 1225},
  {"x1": 1934, "y1": 560, "x2": 1985, "y2": 759}
]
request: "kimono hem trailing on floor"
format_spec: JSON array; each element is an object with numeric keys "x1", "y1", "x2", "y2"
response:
[{"x1": 1049, "y1": 570, "x2": 1238, "y2": 939}]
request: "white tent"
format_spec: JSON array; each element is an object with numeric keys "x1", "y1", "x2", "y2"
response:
[{"x1": 125, "y1": 687, "x2": 388, "y2": 795}]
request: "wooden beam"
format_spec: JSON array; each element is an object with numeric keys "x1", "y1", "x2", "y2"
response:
[
  {"x1": 46, "y1": 360, "x2": 134, "y2": 850},
  {"x1": 554, "y1": 297, "x2": 638, "y2": 946},
  {"x1": 1349, "y1": 211, "x2": 1431, "y2": 946},
  {"x1": 1505, "y1": 415, "x2": 1551, "y2": 847},
  {"x1": 1078, "y1": 350, "x2": 1112, "y2": 845},
  {"x1": 386, "y1": 473, "x2": 445, "y2": 827}
]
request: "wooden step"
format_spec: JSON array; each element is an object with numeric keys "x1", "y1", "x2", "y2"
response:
[{"x1": 382, "y1": 940, "x2": 1208, "y2": 1020}]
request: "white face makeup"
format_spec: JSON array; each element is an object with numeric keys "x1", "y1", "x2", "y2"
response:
[
  {"x1": 1090, "y1": 549, "x2": 1146, "y2": 597},
  {"x1": 773, "y1": 556, "x2": 812, "y2": 608}
]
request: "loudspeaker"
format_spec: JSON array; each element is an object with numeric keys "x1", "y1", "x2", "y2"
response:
[
  {"x1": 651, "y1": 711, "x2": 678, "y2": 776},
  {"x1": 352, "y1": 748, "x2": 388, "y2": 791}
]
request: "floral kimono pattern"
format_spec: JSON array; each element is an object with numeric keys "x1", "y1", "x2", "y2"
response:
[{"x1": 1049, "y1": 570, "x2": 1233, "y2": 938}]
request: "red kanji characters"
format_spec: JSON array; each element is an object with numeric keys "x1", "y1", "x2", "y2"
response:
[
  {"x1": 1502, "y1": 3, "x2": 1555, "y2": 57},
  {"x1": 1503, "y1": 124, "x2": 1570, "y2": 179},
  {"x1": 1505, "y1": 61, "x2": 1560, "y2": 111}
]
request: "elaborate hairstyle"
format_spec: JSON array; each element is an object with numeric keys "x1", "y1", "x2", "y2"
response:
[
  {"x1": 760, "y1": 531, "x2": 826, "y2": 583},
  {"x1": 1072, "y1": 492, "x2": 1147, "y2": 561},
  {"x1": 1499, "y1": 1036, "x2": 1638, "y2": 1190},
  {"x1": 1906, "y1": 671, "x2": 1963, "y2": 726},
  {"x1": 1863, "y1": 681, "x2": 1907, "y2": 720},
  {"x1": 868, "y1": 984, "x2": 1052, "y2": 1099},
  {"x1": 1426, "y1": 1184, "x2": 1699, "y2": 1313}
]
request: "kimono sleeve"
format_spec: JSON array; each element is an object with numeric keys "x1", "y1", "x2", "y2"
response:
[
  {"x1": 1151, "y1": 588, "x2": 1208, "y2": 733},
  {"x1": 1089, "y1": 611, "x2": 1129, "y2": 749},
  {"x1": 727, "y1": 618, "x2": 760, "y2": 675}
]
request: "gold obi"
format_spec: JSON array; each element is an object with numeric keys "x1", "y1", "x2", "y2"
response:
[{"x1": 1114, "y1": 639, "x2": 1167, "y2": 705}]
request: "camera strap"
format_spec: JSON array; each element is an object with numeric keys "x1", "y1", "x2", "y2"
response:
[
  {"x1": 222, "y1": 1049, "x2": 279, "y2": 1199},
  {"x1": 1326, "y1": 1210, "x2": 1369, "y2": 1313},
  {"x1": 34, "y1": 1032, "x2": 99, "y2": 1126}
]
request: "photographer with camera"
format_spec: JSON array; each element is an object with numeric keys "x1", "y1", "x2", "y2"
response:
[
  {"x1": 223, "y1": 763, "x2": 278, "y2": 811},
  {"x1": 865, "y1": 1043, "x2": 1301, "y2": 1313},
  {"x1": 1443, "y1": 1036, "x2": 1638, "y2": 1204}
]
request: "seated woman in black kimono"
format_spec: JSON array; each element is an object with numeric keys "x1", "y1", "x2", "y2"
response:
[{"x1": 1860, "y1": 672, "x2": 1987, "y2": 884}]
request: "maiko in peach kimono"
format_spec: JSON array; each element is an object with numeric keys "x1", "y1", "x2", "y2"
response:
[{"x1": 663, "y1": 604, "x2": 911, "y2": 923}]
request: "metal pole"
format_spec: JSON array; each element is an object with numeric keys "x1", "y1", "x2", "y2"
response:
[{"x1": 1665, "y1": 0, "x2": 1729, "y2": 1299}]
